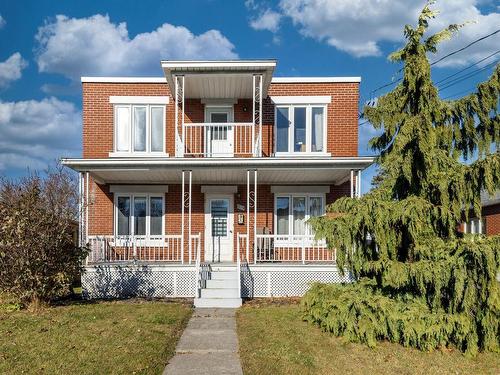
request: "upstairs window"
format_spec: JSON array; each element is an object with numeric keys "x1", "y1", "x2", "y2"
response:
[
  {"x1": 114, "y1": 104, "x2": 165, "y2": 154},
  {"x1": 275, "y1": 104, "x2": 326, "y2": 154}
]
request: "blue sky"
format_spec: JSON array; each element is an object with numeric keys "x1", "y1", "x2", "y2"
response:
[{"x1": 0, "y1": 0, "x2": 498, "y2": 192}]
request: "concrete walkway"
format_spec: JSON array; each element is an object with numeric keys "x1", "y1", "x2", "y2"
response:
[{"x1": 163, "y1": 308, "x2": 243, "y2": 375}]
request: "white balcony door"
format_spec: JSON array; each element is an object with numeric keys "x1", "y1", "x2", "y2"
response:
[
  {"x1": 205, "y1": 107, "x2": 234, "y2": 157},
  {"x1": 205, "y1": 195, "x2": 234, "y2": 262}
]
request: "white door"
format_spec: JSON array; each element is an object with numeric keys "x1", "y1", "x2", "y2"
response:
[
  {"x1": 205, "y1": 107, "x2": 234, "y2": 157},
  {"x1": 205, "y1": 195, "x2": 234, "y2": 262}
]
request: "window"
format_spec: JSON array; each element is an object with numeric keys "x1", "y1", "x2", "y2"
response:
[
  {"x1": 275, "y1": 105, "x2": 326, "y2": 154},
  {"x1": 114, "y1": 194, "x2": 164, "y2": 237},
  {"x1": 114, "y1": 105, "x2": 165, "y2": 154},
  {"x1": 465, "y1": 217, "x2": 486, "y2": 234},
  {"x1": 274, "y1": 194, "x2": 325, "y2": 236}
]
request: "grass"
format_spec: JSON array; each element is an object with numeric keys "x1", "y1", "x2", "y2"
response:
[
  {"x1": 237, "y1": 301, "x2": 500, "y2": 375},
  {"x1": 0, "y1": 299, "x2": 192, "y2": 374}
]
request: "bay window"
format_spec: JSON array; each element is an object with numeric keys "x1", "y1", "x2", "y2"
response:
[
  {"x1": 275, "y1": 194, "x2": 325, "y2": 236},
  {"x1": 114, "y1": 194, "x2": 165, "y2": 237},
  {"x1": 275, "y1": 104, "x2": 327, "y2": 154},
  {"x1": 114, "y1": 104, "x2": 165, "y2": 154}
]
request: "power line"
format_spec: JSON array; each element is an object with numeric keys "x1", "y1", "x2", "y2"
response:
[
  {"x1": 435, "y1": 49, "x2": 500, "y2": 85},
  {"x1": 439, "y1": 59, "x2": 498, "y2": 91},
  {"x1": 430, "y1": 29, "x2": 500, "y2": 67},
  {"x1": 367, "y1": 29, "x2": 500, "y2": 97}
]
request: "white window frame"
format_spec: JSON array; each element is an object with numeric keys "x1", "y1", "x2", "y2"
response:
[
  {"x1": 273, "y1": 194, "x2": 326, "y2": 243},
  {"x1": 112, "y1": 104, "x2": 167, "y2": 157},
  {"x1": 114, "y1": 193, "x2": 165, "y2": 242},
  {"x1": 274, "y1": 104, "x2": 328, "y2": 156}
]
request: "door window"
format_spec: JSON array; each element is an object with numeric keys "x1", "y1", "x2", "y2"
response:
[{"x1": 211, "y1": 199, "x2": 229, "y2": 237}]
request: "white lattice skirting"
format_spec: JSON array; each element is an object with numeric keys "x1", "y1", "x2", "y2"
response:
[{"x1": 82, "y1": 264, "x2": 352, "y2": 299}]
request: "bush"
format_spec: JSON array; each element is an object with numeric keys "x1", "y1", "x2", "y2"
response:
[{"x1": 0, "y1": 168, "x2": 88, "y2": 308}]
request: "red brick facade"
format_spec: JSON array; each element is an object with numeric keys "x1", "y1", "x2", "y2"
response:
[
  {"x1": 82, "y1": 80, "x2": 359, "y2": 261},
  {"x1": 483, "y1": 204, "x2": 500, "y2": 236}
]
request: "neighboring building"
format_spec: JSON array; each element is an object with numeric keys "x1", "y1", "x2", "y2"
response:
[
  {"x1": 62, "y1": 60, "x2": 373, "y2": 307},
  {"x1": 463, "y1": 191, "x2": 500, "y2": 236}
]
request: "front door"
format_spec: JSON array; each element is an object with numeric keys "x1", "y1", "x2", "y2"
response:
[
  {"x1": 205, "y1": 195, "x2": 234, "y2": 262},
  {"x1": 205, "y1": 107, "x2": 234, "y2": 157}
]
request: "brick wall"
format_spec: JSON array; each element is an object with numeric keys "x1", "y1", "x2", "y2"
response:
[
  {"x1": 483, "y1": 204, "x2": 500, "y2": 236},
  {"x1": 82, "y1": 81, "x2": 359, "y2": 158}
]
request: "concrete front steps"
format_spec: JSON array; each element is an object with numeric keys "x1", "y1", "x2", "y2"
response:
[{"x1": 194, "y1": 265, "x2": 242, "y2": 308}]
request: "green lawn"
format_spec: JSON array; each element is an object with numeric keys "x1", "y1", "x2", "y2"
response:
[
  {"x1": 237, "y1": 302, "x2": 500, "y2": 375},
  {"x1": 0, "y1": 299, "x2": 192, "y2": 374}
]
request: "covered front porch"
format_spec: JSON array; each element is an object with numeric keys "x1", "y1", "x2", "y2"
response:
[{"x1": 63, "y1": 157, "x2": 372, "y2": 266}]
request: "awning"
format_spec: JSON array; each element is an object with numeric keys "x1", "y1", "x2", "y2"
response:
[
  {"x1": 161, "y1": 60, "x2": 276, "y2": 99},
  {"x1": 61, "y1": 156, "x2": 374, "y2": 185}
]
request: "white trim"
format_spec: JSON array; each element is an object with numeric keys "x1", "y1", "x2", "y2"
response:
[
  {"x1": 271, "y1": 96, "x2": 331, "y2": 105},
  {"x1": 201, "y1": 185, "x2": 238, "y2": 194},
  {"x1": 274, "y1": 152, "x2": 331, "y2": 157},
  {"x1": 205, "y1": 194, "x2": 234, "y2": 263},
  {"x1": 81, "y1": 76, "x2": 361, "y2": 84},
  {"x1": 82, "y1": 77, "x2": 166, "y2": 83},
  {"x1": 109, "y1": 152, "x2": 169, "y2": 158},
  {"x1": 271, "y1": 186, "x2": 330, "y2": 194},
  {"x1": 272, "y1": 77, "x2": 361, "y2": 83},
  {"x1": 109, "y1": 96, "x2": 170, "y2": 104},
  {"x1": 61, "y1": 156, "x2": 375, "y2": 170},
  {"x1": 161, "y1": 60, "x2": 277, "y2": 69},
  {"x1": 110, "y1": 185, "x2": 169, "y2": 193}
]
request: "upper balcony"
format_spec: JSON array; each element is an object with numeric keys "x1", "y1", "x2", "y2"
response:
[{"x1": 162, "y1": 60, "x2": 276, "y2": 158}]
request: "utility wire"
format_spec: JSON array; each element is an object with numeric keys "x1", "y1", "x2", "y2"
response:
[
  {"x1": 367, "y1": 29, "x2": 500, "y2": 97},
  {"x1": 439, "y1": 59, "x2": 498, "y2": 91}
]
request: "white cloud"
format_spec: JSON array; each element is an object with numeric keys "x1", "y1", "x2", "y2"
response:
[
  {"x1": 0, "y1": 53, "x2": 28, "y2": 88},
  {"x1": 34, "y1": 14, "x2": 238, "y2": 81},
  {"x1": 250, "y1": 9, "x2": 282, "y2": 33},
  {"x1": 0, "y1": 98, "x2": 81, "y2": 172},
  {"x1": 0, "y1": 14, "x2": 5, "y2": 29},
  {"x1": 278, "y1": 0, "x2": 500, "y2": 65}
]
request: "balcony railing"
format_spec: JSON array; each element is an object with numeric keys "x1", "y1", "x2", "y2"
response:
[
  {"x1": 237, "y1": 233, "x2": 335, "y2": 264},
  {"x1": 182, "y1": 122, "x2": 260, "y2": 157},
  {"x1": 86, "y1": 234, "x2": 201, "y2": 264}
]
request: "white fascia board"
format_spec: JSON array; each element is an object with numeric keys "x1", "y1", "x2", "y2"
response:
[
  {"x1": 271, "y1": 95, "x2": 331, "y2": 104},
  {"x1": 81, "y1": 77, "x2": 166, "y2": 83},
  {"x1": 161, "y1": 60, "x2": 277, "y2": 69},
  {"x1": 109, "y1": 96, "x2": 170, "y2": 104},
  {"x1": 271, "y1": 186, "x2": 330, "y2": 194},
  {"x1": 110, "y1": 185, "x2": 169, "y2": 193},
  {"x1": 272, "y1": 77, "x2": 361, "y2": 83},
  {"x1": 60, "y1": 156, "x2": 375, "y2": 171}
]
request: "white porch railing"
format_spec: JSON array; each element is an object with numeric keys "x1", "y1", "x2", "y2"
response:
[
  {"x1": 183, "y1": 122, "x2": 259, "y2": 157},
  {"x1": 86, "y1": 234, "x2": 201, "y2": 264},
  {"x1": 255, "y1": 234, "x2": 335, "y2": 263}
]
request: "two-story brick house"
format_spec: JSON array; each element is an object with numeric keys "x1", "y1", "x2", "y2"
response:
[{"x1": 62, "y1": 60, "x2": 373, "y2": 307}]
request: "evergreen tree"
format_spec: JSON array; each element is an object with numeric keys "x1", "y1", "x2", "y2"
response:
[{"x1": 303, "y1": 2, "x2": 500, "y2": 355}]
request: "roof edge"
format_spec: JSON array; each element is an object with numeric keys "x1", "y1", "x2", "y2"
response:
[{"x1": 81, "y1": 76, "x2": 361, "y2": 84}]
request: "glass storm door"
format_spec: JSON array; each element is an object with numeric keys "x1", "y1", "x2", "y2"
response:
[
  {"x1": 205, "y1": 197, "x2": 233, "y2": 262},
  {"x1": 206, "y1": 108, "x2": 234, "y2": 157}
]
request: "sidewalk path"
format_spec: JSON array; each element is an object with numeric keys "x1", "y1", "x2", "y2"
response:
[{"x1": 163, "y1": 308, "x2": 243, "y2": 375}]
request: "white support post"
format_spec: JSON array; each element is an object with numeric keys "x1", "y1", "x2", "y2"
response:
[
  {"x1": 174, "y1": 75, "x2": 185, "y2": 157},
  {"x1": 85, "y1": 171, "x2": 89, "y2": 243},
  {"x1": 78, "y1": 172, "x2": 82, "y2": 247},
  {"x1": 357, "y1": 170, "x2": 362, "y2": 198},
  {"x1": 181, "y1": 170, "x2": 185, "y2": 264},
  {"x1": 253, "y1": 169, "x2": 258, "y2": 265},
  {"x1": 246, "y1": 170, "x2": 250, "y2": 262},
  {"x1": 180, "y1": 75, "x2": 185, "y2": 156},
  {"x1": 252, "y1": 75, "x2": 256, "y2": 156},
  {"x1": 188, "y1": 170, "x2": 192, "y2": 264},
  {"x1": 350, "y1": 169, "x2": 354, "y2": 198},
  {"x1": 258, "y1": 74, "x2": 263, "y2": 157}
]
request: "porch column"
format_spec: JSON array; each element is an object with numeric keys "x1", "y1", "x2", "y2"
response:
[
  {"x1": 357, "y1": 170, "x2": 362, "y2": 198},
  {"x1": 246, "y1": 169, "x2": 258, "y2": 263},
  {"x1": 252, "y1": 74, "x2": 263, "y2": 157},
  {"x1": 181, "y1": 170, "x2": 192, "y2": 264},
  {"x1": 174, "y1": 75, "x2": 185, "y2": 157},
  {"x1": 350, "y1": 169, "x2": 354, "y2": 198},
  {"x1": 85, "y1": 171, "x2": 89, "y2": 243},
  {"x1": 78, "y1": 172, "x2": 83, "y2": 247}
]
